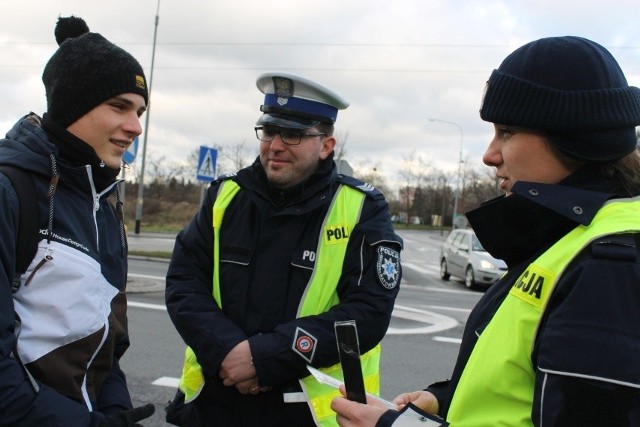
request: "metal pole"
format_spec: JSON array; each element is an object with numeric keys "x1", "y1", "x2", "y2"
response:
[
  {"x1": 428, "y1": 118, "x2": 463, "y2": 230},
  {"x1": 440, "y1": 175, "x2": 446, "y2": 236},
  {"x1": 134, "y1": 0, "x2": 160, "y2": 234},
  {"x1": 120, "y1": 167, "x2": 126, "y2": 202}
]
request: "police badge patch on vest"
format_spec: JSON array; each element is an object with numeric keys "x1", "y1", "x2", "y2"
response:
[
  {"x1": 376, "y1": 246, "x2": 400, "y2": 289},
  {"x1": 292, "y1": 327, "x2": 318, "y2": 363}
]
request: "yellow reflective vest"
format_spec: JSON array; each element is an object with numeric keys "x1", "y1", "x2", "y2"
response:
[
  {"x1": 179, "y1": 179, "x2": 382, "y2": 427},
  {"x1": 447, "y1": 198, "x2": 640, "y2": 426}
]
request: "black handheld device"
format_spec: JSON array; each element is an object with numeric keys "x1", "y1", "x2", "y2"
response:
[{"x1": 334, "y1": 320, "x2": 367, "y2": 404}]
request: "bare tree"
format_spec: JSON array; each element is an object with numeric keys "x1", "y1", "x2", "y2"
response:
[
  {"x1": 410, "y1": 168, "x2": 452, "y2": 227},
  {"x1": 459, "y1": 165, "x2": 502, "y2": 211},
  {"x1": 217, "y1": 139, "x2": 256, "y2": 173},
  {"x1": 397, "y1": 151, "x2": 431, "y2": 224},
  {"x1": 150, "y1": 155, "x2": 186, "y2": 183},
  {"x1": 186, "y1": 141, "x2": 257, "y2": 179},
  {"x1": 353, "y1": 165, "x2": 393, "y2": 200},
  {"x1": 436, "y1": 172, "x2": 451, "y2": 228},
  {"x1": 334, "y1": 131, "x2": 349, "y2": 161},
  {"x1": 128, "y1": 153, "x2": 186, "y2": 185}
]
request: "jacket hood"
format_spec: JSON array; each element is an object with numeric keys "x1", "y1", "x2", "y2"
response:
[{"x1": 0, "y1": 114, "x2": 57, "y2": 178}]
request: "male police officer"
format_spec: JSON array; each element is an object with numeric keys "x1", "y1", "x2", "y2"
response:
[{"x1": 165, "y1": 73, "x2": 403, "y2": 427}]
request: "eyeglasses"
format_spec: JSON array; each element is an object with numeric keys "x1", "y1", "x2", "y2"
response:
[{"x1": 254, "y1": 127, "x2": 326, "y2": 146}]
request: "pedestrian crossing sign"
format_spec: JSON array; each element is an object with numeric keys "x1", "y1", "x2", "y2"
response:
[
  {"x1": 197, "y1": 146, "x2": 217, "y2": 182},
  {"x1": 123, "y1": 137, "x2": 138, "y2": 164}
]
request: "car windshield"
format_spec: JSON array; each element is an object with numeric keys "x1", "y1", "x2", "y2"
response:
[{"x1": 471, "y1": 234, "x2": 486, "y2": 252}]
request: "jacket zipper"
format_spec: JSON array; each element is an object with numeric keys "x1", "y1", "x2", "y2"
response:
[{"x1": 23, "y1": 249, "x2": 54, "y2": 287}]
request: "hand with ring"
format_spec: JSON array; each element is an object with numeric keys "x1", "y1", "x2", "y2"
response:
[{"x1": 236, "y1": 378, "x2": 261, "y2": 395}]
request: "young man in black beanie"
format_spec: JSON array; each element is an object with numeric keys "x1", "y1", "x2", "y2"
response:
[
  {"x1": 0, "y1": 16, "x2": 155, "y2": 426},
  {"x1": 332, "y1": 36, "x2": 640, "y2": 426}
]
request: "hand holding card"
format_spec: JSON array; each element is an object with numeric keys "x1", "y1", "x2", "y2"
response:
[{"x1": 334, "y1": 320, "x2": 367, "y2": 404}]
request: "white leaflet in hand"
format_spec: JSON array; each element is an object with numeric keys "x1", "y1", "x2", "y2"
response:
[{"x1": 306, "y1": 365, "x2": 396, "y2": 409}]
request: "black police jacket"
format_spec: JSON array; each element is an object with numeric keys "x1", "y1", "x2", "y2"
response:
[
  {"x1": 420, "y1": 166, "x2": 640, "y2": 426},
  {"x1": 166, "y1": 156, "x2": 402, "y2": 402}
]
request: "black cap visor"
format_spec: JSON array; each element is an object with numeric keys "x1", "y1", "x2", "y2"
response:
[{"x1": 256, "y1": 113, "x2": 320, "y2": 130}]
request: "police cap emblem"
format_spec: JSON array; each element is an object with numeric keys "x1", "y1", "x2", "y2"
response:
[{"x1": 273, "y1": 76, "x2": 294, "y2": 98}]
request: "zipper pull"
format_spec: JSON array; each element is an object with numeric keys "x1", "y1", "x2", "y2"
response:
[{"x1": 24, "y1": 252, "x2": 53, "y2": 287}]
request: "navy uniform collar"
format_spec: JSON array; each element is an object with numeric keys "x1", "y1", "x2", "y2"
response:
[
  {"x1": 466, "y1": 167, "x2": 620, "y2": 267},
  {"x1": 237, "y1": 154, "x2": 335, "y2": 210},
  {"x1": 510, "y1": 181, "x2": 613, "y2": 226}
]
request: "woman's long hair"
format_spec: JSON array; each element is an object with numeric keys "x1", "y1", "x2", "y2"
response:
[
  {"x1": 547, "y1": 132, "x2": 640, "y2": 197},
  {"x1": 599, "y1": 149, "x2": 640, "y2": 197}
]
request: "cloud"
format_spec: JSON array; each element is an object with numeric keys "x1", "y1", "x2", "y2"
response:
[{"x1": 1, "y1": 0, "x2": 639, "y2": 187}]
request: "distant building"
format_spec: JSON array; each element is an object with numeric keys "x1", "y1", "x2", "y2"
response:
[
  {"x1": 394, "y1": 212, "x2": 422, "y2": 225},
  {"x1": 336, "y1": 159, "x2": 353, "y2": 176}
]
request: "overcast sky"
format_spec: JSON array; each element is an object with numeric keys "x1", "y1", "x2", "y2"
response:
[{"x1": 1, "y1": 0, "x2": 639, "y2": 186}]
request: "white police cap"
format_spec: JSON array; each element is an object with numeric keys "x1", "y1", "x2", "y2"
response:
[{"x1": 256, "y1": 73, "x2": 349, "y2": 130}]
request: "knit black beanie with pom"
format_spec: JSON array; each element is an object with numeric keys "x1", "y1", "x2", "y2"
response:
[
  {"x1": 480, "y1": 36, "x2": 640, "y2": 161},
  {"x1": 42, "y1": 16, "x2": 148, "y2": 128}
]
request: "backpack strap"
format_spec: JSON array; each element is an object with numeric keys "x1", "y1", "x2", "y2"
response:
[{"x1": 0, "y1": 166, "x2": 39, "y2": 291}]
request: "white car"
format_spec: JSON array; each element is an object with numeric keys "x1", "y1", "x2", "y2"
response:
[{"x1": 439, "y1": 228, "x2": 507, "y2": 289}]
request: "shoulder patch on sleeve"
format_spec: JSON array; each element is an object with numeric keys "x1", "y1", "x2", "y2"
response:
[
  {"x1": 292, "y1": 327, "x2": 318, "y2": 363},
  {"x1": 337, "y1": 174, "x2": 383, "y2": 199},
  {"x1": 376, "y1": 246, "x2": 401, "y2": 289}
]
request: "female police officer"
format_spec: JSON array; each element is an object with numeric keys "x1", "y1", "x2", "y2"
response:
[
  {"x1": 166, "y1": 73, "x2": 402, "y2": 426},
  {"x1": 332, "y1": 36, "x2": 640, "y2": 426}
]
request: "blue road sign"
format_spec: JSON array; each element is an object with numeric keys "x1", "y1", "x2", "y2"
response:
[
  {"x1": 197, "y1": 146, "x2": 217, "y2": 182},
  {"x1": 123, "y1": 137, "x2": 138, "y2": 164}
]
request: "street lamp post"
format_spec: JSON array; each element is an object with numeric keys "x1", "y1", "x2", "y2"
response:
[
  {"x1": 429, "y1": 118, "x2": 463, "y2": 230},
  {"x1": 134, "y1": 0, "x2": 160, "y2": 234}
]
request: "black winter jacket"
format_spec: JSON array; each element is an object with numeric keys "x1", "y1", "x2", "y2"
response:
[
  {"x1": 166, "y1": 156, "x2": 403, "y2": 426},
  {"x1": 379, "y1": 166, "x2": 640, "y2": 426},
  {"x1": 0, "y1": 114, "x2": 132, "y2": 426}
]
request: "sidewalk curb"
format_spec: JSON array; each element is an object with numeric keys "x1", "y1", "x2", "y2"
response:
[
  {"x1": 126, "y1": 275, "x2": 165, "y2": 293},
  {"x1": 126, "y1": 255, "x2": 168, "y2": 294}
]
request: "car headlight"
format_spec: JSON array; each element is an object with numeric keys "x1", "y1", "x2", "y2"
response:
[{"x1": 480, "y1": 260, "x2": 497, "y2": 269}]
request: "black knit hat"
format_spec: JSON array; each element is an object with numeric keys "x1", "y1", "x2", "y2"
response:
[
  {"x1": 480, "y1": 36, "x2": 640, "y2": 161},
  {"x1": 42, "y1": 16, "x2": 148, "y2": 128}
]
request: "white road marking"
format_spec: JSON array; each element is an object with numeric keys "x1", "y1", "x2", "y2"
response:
[
  {"x1": 386, "y1": 304, "x2": 458, "y2": 335},
  {"x1": 426, "y1": 305, "x2": 472, "y2": 313},
  {"x1": 152, "y1": 376, "x2": 180, "y2": 388},
  {"x1": 128, "y1": 301, "x2": 463, "y2": 336},
  {"x1": 127, "y1": 300, "x2": 464, "y2": 333},
  {"x1": 433, "y1": 336, "x2": 463, "y2": 344},
  {"x1": 402, "y1": 261, "x2": 439, "y2": 275},
  {"x1": 128, "y1": 273, "x2": 165, "y2": 280},
  {"x1": 400, "y1": 283, "x2": 477, "y2": 295},
  {"x1": 128, "y1": 301, "x2": 166, "y2": 310}
]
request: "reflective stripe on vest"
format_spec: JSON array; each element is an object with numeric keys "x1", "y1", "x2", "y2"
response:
[
  {"x1": 447, "y1": 198, "x2": 640, "y2": 426},
  {"x1": 294, "y1": 184, "x2": 379, "y2": 427},
  {"x1": 179, "y1": 181, "x2": 381, "y2": 427},
  {"x1": 179, "y1": 180, "x2": 241, "y2": 403}
]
